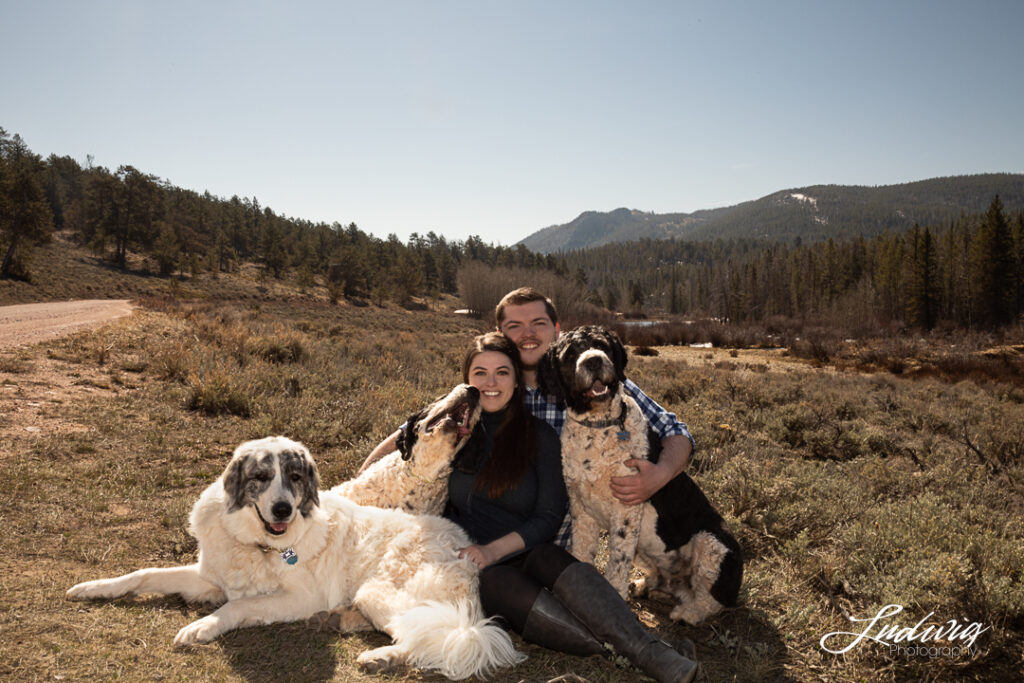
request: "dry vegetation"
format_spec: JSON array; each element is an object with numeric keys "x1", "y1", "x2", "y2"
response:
[
  {"x1": 0, "y1": 231, "x2": 335, "y2": 306},
  {"x1": 2, "y1": 275, "x2": 1023, "y2": 681}
]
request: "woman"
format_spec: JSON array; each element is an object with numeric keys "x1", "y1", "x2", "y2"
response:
[{"x1": 449, "y1": 332, "x2": 698, "y2": 683}]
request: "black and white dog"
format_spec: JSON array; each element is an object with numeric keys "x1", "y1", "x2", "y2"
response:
[
  {"x1": 334, "y1": 384, "x2": 481, "y2": 514},
  {"x1": 538, "y1": 325, "x2": 742, "y2": 624}
]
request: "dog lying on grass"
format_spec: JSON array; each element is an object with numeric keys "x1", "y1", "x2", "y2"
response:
[
  {"x1": 67, "y1": 436, "x2": 523, "y2": 680},
  {"x1": 333, "y1": 383, "x2": 480, "y2": 513},
  {"x1": 539, "y1": 325, "x2": 742, "y2": 624}
]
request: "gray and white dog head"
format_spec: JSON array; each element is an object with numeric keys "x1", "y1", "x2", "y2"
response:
[
  {"x1": 397, "y1": 384, "x2": 481, "y2": 461},
  {"x1": 223, "y1": 436, "x2": 320, "y2": 537},
  {"x1": 538, "y1": 325, "x2": 628, "y2": 414}
]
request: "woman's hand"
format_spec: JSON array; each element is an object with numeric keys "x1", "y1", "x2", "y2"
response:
[
  {"x1": 459, "y1": 544, "x2": 498, "y2": 569},
  {"x1": 459, "y1": 533, "x2": 525, "y2": 569}
]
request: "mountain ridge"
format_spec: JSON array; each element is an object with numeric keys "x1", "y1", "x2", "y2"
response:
[{"x1": 518, "y1": 173, "x2": 1024, "y2": 253}]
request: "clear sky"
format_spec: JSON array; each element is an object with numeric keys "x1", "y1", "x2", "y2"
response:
[{"x1": 3, "y1": 1, "x2": 1022, "y2": 245}]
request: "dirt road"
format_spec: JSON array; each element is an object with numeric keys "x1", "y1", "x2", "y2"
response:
[{"x1": 0, "y1": 299, "x2": 134, "y2": 349}]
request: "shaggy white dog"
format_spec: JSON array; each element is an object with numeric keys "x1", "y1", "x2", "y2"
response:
[
  {"x1": 67, "y1": 436, "x2": 523, "y2": 680},
  {"x1": 335, "y1": 384, "x2": 480, "y2": 513}
]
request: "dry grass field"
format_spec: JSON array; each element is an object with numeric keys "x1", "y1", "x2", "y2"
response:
[{"x1": 2, "y1": 262, "x2": 1023, "y2": 681}]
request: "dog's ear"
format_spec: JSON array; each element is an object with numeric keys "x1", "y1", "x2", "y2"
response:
[
  {"x1": 397, "y1": 410, "x2": 422, "y2": 461},
  {"x1": 605, "y1": 328, "x2": 628, "y2": 381},
  {"x1": 536, "y1": 345, "x2": 564, "y2": 400},
  {"x1": 298, "y1": 449, "x2": 320, "y2": 516},
  {"x1": 223, "y1": 452, "x2": 250, "y2": 513}
]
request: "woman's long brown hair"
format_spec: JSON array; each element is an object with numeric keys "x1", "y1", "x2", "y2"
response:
[{"x1": 461, "y1": 332, "x2": 535, "y2": 499}]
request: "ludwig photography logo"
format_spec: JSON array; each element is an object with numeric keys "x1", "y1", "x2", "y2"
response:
[{"x1": 820, "y1": 604, "x2": 989, "y2": 659}]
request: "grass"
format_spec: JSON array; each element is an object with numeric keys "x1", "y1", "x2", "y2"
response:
[{"x1": 2, "y1": 261, "x2": 1023, "y2": 681}]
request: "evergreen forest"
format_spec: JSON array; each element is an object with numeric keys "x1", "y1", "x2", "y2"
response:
[
  {"x1": 2, "y1": 127, "x2": 1022, "y2": 333},
  {"x1": 565, "y1": 197, "x2": 1024, "y2": 332}
]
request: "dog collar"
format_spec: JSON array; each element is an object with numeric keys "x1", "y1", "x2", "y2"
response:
[
  {"x1": 570, "y1": 398, "x2": 631, "y2": 441},
  {"x1": 257, "y1": 545, "x2": 299, "y2": 564},
  {"x1": 404, "y1": 463, "x2": 435, "y2": 484}
]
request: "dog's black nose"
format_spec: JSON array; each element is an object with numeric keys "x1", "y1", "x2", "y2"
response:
[
  {"x1": 583, "y1": 356, "x2": 604, "y2": 372},
  {"x1": 272, "y1": 501, "x2": 292, "y2": 520},
  {"x1": 466, "y1": 386, "x2": 480, "y2": 399}
]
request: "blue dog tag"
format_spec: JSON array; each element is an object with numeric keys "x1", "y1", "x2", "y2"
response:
[
  {"x1": 617, "y1": 430, "x2": 631, "y2": 441},
  {"x1": 281, "y1": 548, "x2": 298, "y2": 565}
]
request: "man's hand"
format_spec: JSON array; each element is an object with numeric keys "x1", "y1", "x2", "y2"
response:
[{"x1": 609, "y1": 434, "x2": 692, "y2": 506}]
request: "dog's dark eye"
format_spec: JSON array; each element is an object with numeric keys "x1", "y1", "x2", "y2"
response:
[
  {"x1": 289, "y1": 472, "x2": 303, "y2": 482},
  {"x1": 254, "y1": 471, "x2": 271, "y2": 482}
]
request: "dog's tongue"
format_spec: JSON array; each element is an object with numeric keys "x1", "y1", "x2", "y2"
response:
[
  {"x1": 458, "y1": 425, "x2": 472, "y2": 437},
  {"x1": 587, "y1": 381, "x2": 609, "y2": 398},
  {"x1": 268, "y1": 522, "x2": 288, "y2": 534}
]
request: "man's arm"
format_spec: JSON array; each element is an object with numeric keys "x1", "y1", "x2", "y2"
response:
[
  {"x1": 610, "y1": 379, "x2": 696, "y2": 506},
  {"x1": 610, "y1": 433, "x2": 692, "y2": 506},
  {"x1": 356, "y1": 429, "x2": 400, "y2": 474}
]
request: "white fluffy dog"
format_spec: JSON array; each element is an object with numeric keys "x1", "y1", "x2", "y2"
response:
[
  {"x1": 335, "y1": 384, "x2": 480, "y2": 513},
  {"x1": 67, "y1": 436, "x2": 523, "y2": 680}
]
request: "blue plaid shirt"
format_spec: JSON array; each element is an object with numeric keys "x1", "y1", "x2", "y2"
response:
[{"x1": 526, "y1": 379, "x2": 696, "y2": 548}]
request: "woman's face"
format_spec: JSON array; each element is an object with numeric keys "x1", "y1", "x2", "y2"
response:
[{"x1": 466, "y1": 350, "x2": 517, "y2": 413}]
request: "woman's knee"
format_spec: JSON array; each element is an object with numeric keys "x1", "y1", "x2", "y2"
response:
[
  {"x1": 478, "y1": 564, "x2": 541, "y2": 632},
  {"x1": 523, "y1": 542, "x2": 578, "y2": 589},
  {"x1": 480, "y1": 565, "x2": 536, "y2": 607}
]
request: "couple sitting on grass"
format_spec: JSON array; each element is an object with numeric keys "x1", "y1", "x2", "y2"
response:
[{"x1": 359, "y1": 288, "x2": 699, "y2": 683}]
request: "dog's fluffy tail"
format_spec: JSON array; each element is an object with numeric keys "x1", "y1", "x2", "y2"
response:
[{"x1": 387, "y1": 600, "x2": 525, "y2": 680}]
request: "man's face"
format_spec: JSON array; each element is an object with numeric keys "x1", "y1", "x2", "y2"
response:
[{"x1": 498, "y1": 300, "x2": 559, "y2": 369}]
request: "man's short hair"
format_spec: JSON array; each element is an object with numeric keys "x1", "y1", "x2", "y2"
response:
[{"x1": 495, "y1": 287, "x2": 559, "y2": 327}]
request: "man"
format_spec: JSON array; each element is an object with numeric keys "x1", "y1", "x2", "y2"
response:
[{"x1": 359, "y1": 287, "x2": 694, "y2": 507}]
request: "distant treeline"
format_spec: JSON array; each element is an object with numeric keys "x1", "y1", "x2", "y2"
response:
[
  {"x1": 563, "y1": 196, "x2": 1024, "y2": 332},
  {"x1": 3, "y1": 127, "x2": 1022, "y2": 332},
  {"x1": 0, "y1": 128, "x2": 570, "y2": 303}
]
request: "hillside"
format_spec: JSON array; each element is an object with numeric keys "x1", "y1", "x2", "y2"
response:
[
  {"x1": 0, "y1": 232, "x2": 324, "y2": 306},
  {"x1": 519, "y1": 173, "x2": 1024, "y2": 252}
]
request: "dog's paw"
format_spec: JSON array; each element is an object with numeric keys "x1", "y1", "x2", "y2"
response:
[
  {"x1": 66, "y1": 579, "x2": 119, "y2": 601},
  {"x1": 357, "y1": 645, "x2": 404, "y2": 673},
  {"x1": 669, "y1": 603, "x2": 702, "y2": 626},
  {"x1": 174, "y1": 616, "x2": 221, "y2": 646},
  {"x1": 307, "y1": 607, "x2": 374, "y2": 633},
  {"x1": 630, "y1": 575, "x2": 652, "y2": 598}
]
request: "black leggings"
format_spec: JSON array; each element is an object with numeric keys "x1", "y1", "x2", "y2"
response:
[{"x1": 478, "y1": 543, "x2": 578, "y2": 633}]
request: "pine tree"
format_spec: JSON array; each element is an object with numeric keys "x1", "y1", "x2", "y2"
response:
[
  {"x1": 110, "y1": 165, "x2": 158, "y2": 269},
  {"x1": 1014, "y1": 213, "x2": 1024, "y2": 318},
  {"x1": 0, "y1": 130, "x2": 53, "y2": 279},
  {"x1": 629, "y1": 279, "x2": 644, "y2": 312},
  {"x1": 260, "y1": 215, "x2": 287, "y2": 278},
  {"x1": 152, "y1": 222, "x2": 180, "y2": 276},
  {"x1": 603, "y1": 284, "x2": 619, "y2": 311},
  {"x1": 669, "y1": 266, "x2": 680, "y2": 314},
  {"x1": 970, "y1": 195, "x2": 1015, "y2": 327},
  {"x1": 906, "y1": 225, "x2": 939, "y2": 329}
]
